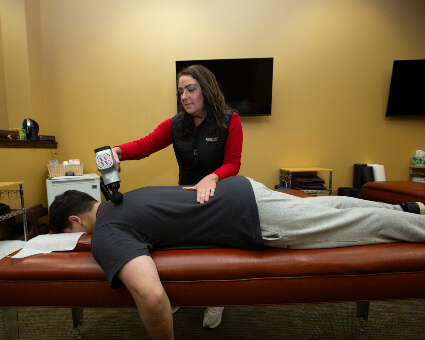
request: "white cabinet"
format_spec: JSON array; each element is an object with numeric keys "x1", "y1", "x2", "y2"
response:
[{"x1": 46, "y1": 174, "x2": 101, "y2": 208}]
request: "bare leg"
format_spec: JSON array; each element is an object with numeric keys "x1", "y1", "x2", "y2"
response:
[{"x1": 117, "y1": 255, "x2": 174, "y2": 340}]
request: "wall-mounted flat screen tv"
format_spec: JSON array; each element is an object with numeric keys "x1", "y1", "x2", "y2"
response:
[
  {"x1": 176, "y1": 58, "x2": 273, "y2": 116},
  {"x1": 386, "y1": 59, "x2": 425, "y2": 117}
]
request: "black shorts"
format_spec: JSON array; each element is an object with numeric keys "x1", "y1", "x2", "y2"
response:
[{"x1": 91, "y1": 224, "x2": 151, "y2": 288}]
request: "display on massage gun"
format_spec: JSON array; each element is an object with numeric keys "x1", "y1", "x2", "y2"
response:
[{"x1": 94, "y1": 146, "x2": 123, "y2": 204}]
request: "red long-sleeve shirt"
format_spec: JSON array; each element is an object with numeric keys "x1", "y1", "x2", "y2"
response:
[{"x1": 119, "y1": 113, "x2": 243, "y2": 180}]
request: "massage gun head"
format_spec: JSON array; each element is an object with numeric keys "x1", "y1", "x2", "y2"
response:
[
  {"x1": 94, "y1": 146, "x2": 123, "y2": 205},
  {"x1": 111, "y1": 191, "x2": 124, "y2": 204}
]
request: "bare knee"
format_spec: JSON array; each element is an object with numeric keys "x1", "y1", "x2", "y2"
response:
[
  {"x1": 118, "y1": 257, "x2": 169, "y2": 312},
  {"x1": 117, "y1": 256, "x2": 173, "y2": 338},
  {"x1": 132, "y1": 284, "x2": 168, "y2": 311}
]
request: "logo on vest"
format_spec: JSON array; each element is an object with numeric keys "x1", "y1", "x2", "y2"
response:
[{"x1": 205, "y1": 137, "x2": 218, "y2": 142}]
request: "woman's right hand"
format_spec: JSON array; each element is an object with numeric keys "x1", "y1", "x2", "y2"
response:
[{"x1": 112, "y1": 147, "x2": 123, "y2": 170}]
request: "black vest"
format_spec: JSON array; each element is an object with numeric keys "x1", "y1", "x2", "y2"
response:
[{"x1": 171, "y1": 110, "x2": 233, "y2": 185}]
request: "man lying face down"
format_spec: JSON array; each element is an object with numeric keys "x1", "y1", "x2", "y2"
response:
[{"x1": 48, "y1": 176, "x2": 425, "y2": 340}]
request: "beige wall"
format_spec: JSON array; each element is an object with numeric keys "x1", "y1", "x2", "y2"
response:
[
  {"x1": 2, "y1": 0, "x2": 425, "y2": 208},
  {"x1": 0, "y1": 0, "x2": 49, "y2": 208},
  {"x1": 0, "y1": 0, "x2": 32, "y2": 129},
  {"x1": 0, "y1": 12, "x2": 7, "y2": 129},
  {"x1": 0, "y1": 148, "x2": 54, "y2": 208},
  {"x1": 25, "y1": 0, "x2": 48, "y2": 132}
]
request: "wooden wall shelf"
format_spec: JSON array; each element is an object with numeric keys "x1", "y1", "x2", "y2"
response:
[{"x1": 0, "y1": 139, "x2": 57, "y2": 149}]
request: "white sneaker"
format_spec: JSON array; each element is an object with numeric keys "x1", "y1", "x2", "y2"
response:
[
  {"x1": 419, "y1": 202, "x2": 425, "y2": 215},
  {"x1": 202, "y1": 307, "x2": 224, "y2": 329},
  {"x1": 171, "y1": 307, "x2": 180, "y2": 314}
]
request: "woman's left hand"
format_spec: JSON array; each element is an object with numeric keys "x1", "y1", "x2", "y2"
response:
[{"x1": 182, "y1": 174, "x2": 220, "y2": 204}]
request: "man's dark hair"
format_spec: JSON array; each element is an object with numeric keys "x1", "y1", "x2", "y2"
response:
[{"x1": 49, "y1": 190, "x2": 98, "y2": 234}]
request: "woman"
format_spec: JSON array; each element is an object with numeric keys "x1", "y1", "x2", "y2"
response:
[{"x1": 112, "y1": 64, "x2": 243, "y2": 327}]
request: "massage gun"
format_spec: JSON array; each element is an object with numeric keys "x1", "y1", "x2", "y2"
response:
[{"x1": 94, "y1": 146, "x2": 123, "y2": 204}]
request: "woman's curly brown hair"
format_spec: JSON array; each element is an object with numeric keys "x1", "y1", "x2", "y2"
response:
[{"x1": 176, "y1": 65, "x2": 233, "y2": 137}]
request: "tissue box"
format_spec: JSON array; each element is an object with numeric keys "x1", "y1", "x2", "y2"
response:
[
  {"x1": 411, "y1": 157, "x2": 425, "y2": 167},
  {"x1": 11, "y1": 128, "x2": 26, "y2": 140}
]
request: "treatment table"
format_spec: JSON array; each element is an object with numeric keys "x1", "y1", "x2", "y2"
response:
[{"x1": 1, "y1": 188, "x2": 425, "y2": 338}]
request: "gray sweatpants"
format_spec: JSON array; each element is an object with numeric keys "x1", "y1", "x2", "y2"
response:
[{"x1": 247, "y1": 178, "x2": 425, "y2": 249}]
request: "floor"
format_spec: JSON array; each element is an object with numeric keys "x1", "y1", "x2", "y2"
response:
[{"x1": 1, "y1": 300, "x2": 425, "y2": 339}]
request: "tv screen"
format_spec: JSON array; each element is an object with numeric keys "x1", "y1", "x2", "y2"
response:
[
  {"x1": 175, "y1": 58, "x2": 273, "y2": 116},
  {"x1": 386, "y1": 59, "x2": 425, "y2": 117}
]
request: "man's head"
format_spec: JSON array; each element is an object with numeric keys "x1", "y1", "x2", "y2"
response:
[{"x1": 49, "y1": 190, "x2": 99, "y2": 234}]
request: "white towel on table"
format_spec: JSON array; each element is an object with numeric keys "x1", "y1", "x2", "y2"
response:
[
  {"x1": 0, "y1": 240, "x2": 26, "y2": 260},
  {"x1": 11, "y1": 232, "x2": 85, "y2": 259}
]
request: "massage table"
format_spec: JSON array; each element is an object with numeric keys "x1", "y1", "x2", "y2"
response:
[{"x1": 1, "y1": 188, "x2": 425, "y2": 338}]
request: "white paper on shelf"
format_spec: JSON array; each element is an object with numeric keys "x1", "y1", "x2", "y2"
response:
[
  {"x1": 368, "y1": 164, "x2": 387, "y2": 181},
  {"x1": 11, "y1": 232, "x2": 85, "y2": 259},
  {"x1": 0, "y1": 240, "x2": 26, "y2": 260}
]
